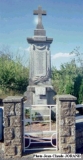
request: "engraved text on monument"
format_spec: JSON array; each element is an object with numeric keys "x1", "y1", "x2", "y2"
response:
[{"x1": 34, "y1": 50, "x2": 46, "y2": 76}]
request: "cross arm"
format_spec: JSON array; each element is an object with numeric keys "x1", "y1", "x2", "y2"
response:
[{"x1": 33, "y1": 10, "x2": 46, "y2": 15}]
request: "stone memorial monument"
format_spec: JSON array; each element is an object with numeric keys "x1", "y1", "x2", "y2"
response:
[{"x1": 25, "y1": 6, "x2": 55, "y2": 105}]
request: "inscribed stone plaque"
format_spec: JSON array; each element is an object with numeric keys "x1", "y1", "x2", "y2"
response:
[
  {"x1": 35, "y1": 95, "x2": 47, "y2": 104},
  {"x1": 35, "y1": 87, "x2": 46, "y2": 95},
  {"x1": 34, "y1": 50, "x2": 46, "y2": 76}
]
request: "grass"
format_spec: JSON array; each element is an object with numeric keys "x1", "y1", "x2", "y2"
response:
[{"x1": 0, "y1": 88, "x2": 23, "y2": 99}]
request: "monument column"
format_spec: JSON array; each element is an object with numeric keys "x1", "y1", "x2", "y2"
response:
[{"x1": 25, "y1": 6, "x2": 55, "y2": 105}]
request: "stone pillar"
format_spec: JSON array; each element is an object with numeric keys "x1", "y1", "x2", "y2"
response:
[
  {"x1": 54, "y1": 95, "x2": 76, "y2": 154},
  {"x1": 3, "y1": 96, "x2": 23, "y2": 159}
]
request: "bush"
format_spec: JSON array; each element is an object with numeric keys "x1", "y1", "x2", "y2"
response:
[{"x1": 0, "y1": 49, "x2": 29, "y2": 97}]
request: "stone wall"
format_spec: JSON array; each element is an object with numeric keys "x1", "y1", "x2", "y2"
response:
[
  {"x1": 3, "y1": 96, "x2": 23, "y2": 159},
  {"x1": 0, "y1": 142, "x2": 4, "y2": 159},
  {"x1": 54, "y1": 94, "x2": 77, "y2": 154},
  {"x1": 0, "y1": 94, "x2": 80, "y2": 158}
]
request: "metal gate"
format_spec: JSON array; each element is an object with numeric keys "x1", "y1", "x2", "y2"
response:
[{"x1": 23, "y1": 104, "x2": 57, "y2": 152}]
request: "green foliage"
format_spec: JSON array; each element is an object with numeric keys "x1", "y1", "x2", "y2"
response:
[
  {"x1": 25, "y1": 109, "x2": 30, "y2": 118},
  {"x1": 78, "y1": 79, "x2": 83, "y2": 103},
  {"x1": 0, "y1": 46, "x2": 83, "y2": 104},
  {"x1": 52, "y1": 60, "x2": 77, "y2": 95},
  {"x1": 0, "y1": 48, "x2": 29, "y2": 97},
  {"x1": 52, "y1": 47, "x2": 83, "y2": 103}
]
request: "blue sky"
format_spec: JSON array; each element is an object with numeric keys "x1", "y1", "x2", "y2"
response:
[{"x1": 0, "y1": 0, "x2": 83, "y2": 69}]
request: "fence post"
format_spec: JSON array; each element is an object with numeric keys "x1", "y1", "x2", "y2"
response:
[
  {"x1": 54, "y1": 94, "x2": 77, "y2": 153},
  {"x1": 3, "y1": 96, "x2": 23, "y2": 159}
]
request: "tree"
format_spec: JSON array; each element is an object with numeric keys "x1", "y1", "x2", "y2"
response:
[
  {"x1": 51, "y1": 47, "x2": 83, "y2": 103},
  {"x1": 0, "y1": 47, "x2": 29, "y2": 97},
  {"x1": 52, "y1": 60, "x2": 77, "y2": 95},
  {"x1": 70, "y1": 47, "x2": 83, "y2": 103}
]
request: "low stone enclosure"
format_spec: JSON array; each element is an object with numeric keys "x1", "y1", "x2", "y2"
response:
[{"x1": 0, "y1": 94, "x2": 83, "y2": 159}]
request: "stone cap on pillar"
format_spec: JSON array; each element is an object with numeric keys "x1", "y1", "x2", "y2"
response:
[
  {"x1": 3, "y1": 96, "x2": 23, "y2": 103},
  {"x1": 53, "y1": 94, "x2": 77, "y2": 101}
]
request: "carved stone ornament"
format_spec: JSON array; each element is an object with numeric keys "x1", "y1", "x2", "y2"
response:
[{"x1": 33, "y1": 44, "x2": 46, "y2": 50}]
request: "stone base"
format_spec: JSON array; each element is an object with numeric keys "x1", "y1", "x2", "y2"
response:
[
  {"x1": 24, "y1": 85, "x2": 56, "y2": 105},
  {"x1": 24, "y1": 85, "x2": 56, "y2": 118}
]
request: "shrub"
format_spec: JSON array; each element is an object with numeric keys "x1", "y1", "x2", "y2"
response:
[{"x1": 0, "y1": 49, "x2": 29, "y2": 97}]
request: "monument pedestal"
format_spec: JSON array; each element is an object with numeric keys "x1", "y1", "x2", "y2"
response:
[
  {"x1": 24, "y1": 85, "x2": 56, "y2": 106},
  {"x1": 24, "y1": 6, "x2": 56, "y2": 107}
]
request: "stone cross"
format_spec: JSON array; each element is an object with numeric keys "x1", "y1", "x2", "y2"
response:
[{"x1": 33, "y1": 6, "x2": 46, "y2": 29}]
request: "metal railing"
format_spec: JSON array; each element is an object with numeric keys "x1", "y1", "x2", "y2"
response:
[{"x1": 23, "y1": 104, "x2": 57, "y2": 152}]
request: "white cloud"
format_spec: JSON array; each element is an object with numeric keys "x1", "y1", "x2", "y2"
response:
[
  {"x1": 24, "y1": 47, "x2": 30, "y2": 52},
  {"x1": 18, "y1": 47, "x2": 30, "y2": 52},
  {"x1": 51, "y1": 52, "x2": 75, "y2": 60}
]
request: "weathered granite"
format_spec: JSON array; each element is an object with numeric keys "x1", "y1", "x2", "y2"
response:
[
  {"x1": 25, "y1": 6, "x2": 55, "y2": 106},
  {"x1": 54, "y1": 94, "x2": 77, "y2": 153},
  {"x1": 33, "y1": 6, "x2": 46, "y2": 28},
  {"x1": 27, "y1": 37, "x2": 53, "y2": 43},
  {"x1": 3, "y1": 96, "x2": 23, "y2": 159},
  {"x1": 3, "y1": 96, "x2": 23, "y2": 103},
  {"x1": 55, "y1": 94, "x2": 77, "y2": 101},
  {"x1": 28, "y1": 43, "x2": 52, "y2": 85},
  {"x1": 24, "y1": 85, "x2": 56, "y2": 106},
  {"x1": 27, "y1": 6, "x2": 53, "y2": 85}
]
